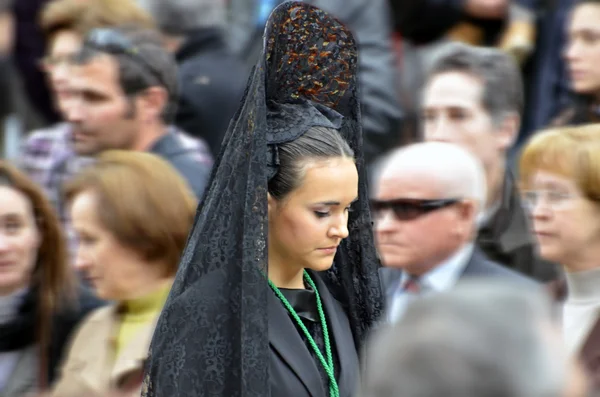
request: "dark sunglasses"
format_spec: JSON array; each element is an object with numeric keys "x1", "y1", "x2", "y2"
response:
[
  {"x1": 84, "y1": 28, "x2": 165, "y2": 89},
  {"x1": 370, "y1": 198, "x2": 461, "y2": 221}
]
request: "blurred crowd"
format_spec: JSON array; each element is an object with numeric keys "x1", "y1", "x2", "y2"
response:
[{"x1": 0, "y1": 0, "x2": 599, "y2": 396}]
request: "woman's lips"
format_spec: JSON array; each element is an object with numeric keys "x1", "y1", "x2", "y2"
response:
[{"x1": 318, "y1": 246, "x2": 338, "y2": 255}]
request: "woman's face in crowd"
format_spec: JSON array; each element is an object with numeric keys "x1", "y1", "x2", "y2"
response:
[
  {"x1": 268, "y1": 157, "x2": 358, "y2": 273},
  {"x1": 70, "y1": 190, "x2": 148, "y2": 301},
  {"x1": 564, "y1": 3, "x2": 600, "y2": 95},
  {"x1": 0, "y1": 186, "x2": 41, "y2": 296},
  {"x1": 43, "y1": 30, "x2": 82, "y2": 117},
  {"x1": 525, "y1": 171, "x2": 600, "y2": 268}
]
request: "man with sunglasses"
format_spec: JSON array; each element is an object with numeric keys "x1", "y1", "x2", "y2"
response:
[
  {"x1": 374, "y1": 142, "x2": 535, "y2": 323},
  {"x1": 422, "y1": 42, "x2": 558, "y2": 282}
]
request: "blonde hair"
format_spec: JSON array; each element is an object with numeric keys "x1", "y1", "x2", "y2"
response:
[
  {"x1": 519, "y1": 124, "x2": 600, "y2": 201},
  {"x1": 64, "y1": 151, "x2": 197, "y2": 276},
  {"x1": 40, "y1": 0, "x2": 155, "y2": 42}
]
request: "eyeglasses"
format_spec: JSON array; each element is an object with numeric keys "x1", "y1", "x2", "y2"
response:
[
  {"x1": 370, "y1": 198, "x2": 461, "y2": 221},
  {"x1": 521, "y1": 190, "x2": 575, "y2": 212},
  {"x1": 83, "y1": 28, "x2": 165, "y2": 90},
  {"x1": 39, "y1": 54, "x2": 78, "y2": 70}
]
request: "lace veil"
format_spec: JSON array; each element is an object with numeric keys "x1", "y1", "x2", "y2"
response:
[{"x1": 142, "y1": 3, "x2": 382, "y2": 396}]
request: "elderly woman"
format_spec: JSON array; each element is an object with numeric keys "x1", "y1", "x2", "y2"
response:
[
  {"x1": 519, "y1": 124, "x2": 600, "y2": 388},
  {"x1": 50, "y1": 150, "x2": 196, "y2": 397},
  {"x1": 0, "y1": 161, "x2": 101, "y2": 397}
]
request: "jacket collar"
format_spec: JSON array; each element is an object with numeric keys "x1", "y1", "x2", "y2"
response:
[
  {"x1": 268, "y1": 271, "x2": 358, "y2": 396},
  {"x1": 479, "y1": 171, "x2": 534, "y2": 254},
  {"x1": 66, "y1": 305, "x2": 158, "y2": 393}
]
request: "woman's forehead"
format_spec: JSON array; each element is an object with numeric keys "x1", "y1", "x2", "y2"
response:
[{"x1": 291, "y1": 158, "x2": 358, "y2": 201}]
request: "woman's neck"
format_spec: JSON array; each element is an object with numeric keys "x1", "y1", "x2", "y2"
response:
[
  {"x1": 0, "y1": 288, "x2": 28, "y2": 325},
  {"x1": 563, "y1": 245, "x2": 600, "y2": 273},
  {"x1": 121, "y1": 277, "x2": 172, "y2": 302},
  {"x1": 268, "y1": 259, "x2": 305, "y2": 289}
]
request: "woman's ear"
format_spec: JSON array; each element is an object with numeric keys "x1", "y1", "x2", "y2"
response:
[{"x1": 267, "y1": 192, "x2": 275, "y2": 214}]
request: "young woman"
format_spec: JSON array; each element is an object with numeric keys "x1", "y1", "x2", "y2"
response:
[
  {"x1": 0, "y1": 161, "x2": 101, "y2": 396},
  {"x1": 142, "y1": 2, "x2": 383, "y2": 397},
  {"x1": 555, "y1": 0, "x2": 600, "y2": 126},
  {"x1": 50, "y1": 151, "x2": 196, "y2": 396},
  {"x1": 519, "y1": 124, "x2": 600, "y2": 387}
]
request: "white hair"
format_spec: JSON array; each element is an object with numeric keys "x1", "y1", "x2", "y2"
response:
[{"x1": 378, "y1": 142, "x2": 487, "y2": 217}]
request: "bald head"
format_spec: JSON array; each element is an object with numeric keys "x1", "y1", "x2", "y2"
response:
[{"x1": 378, "y1": 142, "x2": 487, "y2": 213}]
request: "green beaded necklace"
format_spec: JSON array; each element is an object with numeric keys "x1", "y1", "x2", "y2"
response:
[{"x1": 268, "y1": 270, "x2": 340, "y2": 397}]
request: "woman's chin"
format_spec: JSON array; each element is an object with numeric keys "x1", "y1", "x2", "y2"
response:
[{"x1": 306, "y1": 259, "x2": 335, "y2": 272}]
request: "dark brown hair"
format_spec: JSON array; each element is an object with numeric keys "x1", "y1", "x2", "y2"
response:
[
  {"x1": 0, "y1": 161, "x2": 75, "y2": 312},
  {"x1": 0, "y1": 161, "x2": 76, "y2": 387}
]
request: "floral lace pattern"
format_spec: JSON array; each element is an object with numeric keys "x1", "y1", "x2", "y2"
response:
[{"x1": 142, "y1": 3, "x2": 383, "y2": 396}]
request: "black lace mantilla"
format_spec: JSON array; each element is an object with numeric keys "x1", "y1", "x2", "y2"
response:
[{"x1": 142, "y1": 2, "x2": 383, "y2": 396}]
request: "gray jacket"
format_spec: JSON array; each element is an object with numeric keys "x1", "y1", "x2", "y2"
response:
[
  {"x1": 1, "y1": 346, "x2": 37, "y2": 397},
  {"x1": 227, "y1": 0, "x2": 404, "y2": 162}
]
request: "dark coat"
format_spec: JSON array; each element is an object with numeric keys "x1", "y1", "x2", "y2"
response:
[
  {"x1": 12, "y1": 0, "x2": 59, "y2": 124},
  {"x1": 389, "y1": 0, "x2": 505, "y2": 45},
  {"x1": 269, "y1": 272, "x2": 359, "y2": 397},
  {"x1": 174, "y1": 28, "x2": 247, "y2": 157},
  {"x1": 518, "y1": 0, "x2": 575, "y2": 145}
]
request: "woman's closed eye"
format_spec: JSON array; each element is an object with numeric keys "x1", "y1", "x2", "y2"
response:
[
  {"x1": 314, "y1": 210, "x2": 330, "y2": 218},
  {"x1": 314, "y1": 205, "x2": 354, "y2": 218}
]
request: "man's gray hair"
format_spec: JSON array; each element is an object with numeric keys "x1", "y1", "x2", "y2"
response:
[
  {"x1": 359, "y1": 282, "x2": 568, "y2": 397},
  {"x1": 136, "y1": 0, "x2": 226, "y2": 35},
  {"x1": 427, "y1": 42, "x2": 524, "y2": 124}
]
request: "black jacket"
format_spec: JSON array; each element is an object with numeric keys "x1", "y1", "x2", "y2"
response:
[
  {"x1": 269, "y1": 272, "x2": 359, "y2": 397},
  {"x1": 174, "y1": 28, "x2": 247, "y2": 156}
]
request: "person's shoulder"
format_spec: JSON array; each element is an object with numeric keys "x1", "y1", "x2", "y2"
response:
[
  {"x1": 21, "y1": 123, "x2": 72, "y2": 160},
  {"x1": 153, "y1": 270, "x2": 230, "y2": 336},
  {"x1": 55, "y1": 288, "x2": 108, "y2": 329},
  {"x1": 23, "y1": 122, "x2": 71, "y2": 147},
  {"x1": 466, "y1": 250, "x2": 538, "y2": 286},
  {"x1": 167, "y1": 129, "x2": 213, "y2": 164},
  {"x1": 550, "y1": 107, "x2": 577, "y2": 127}
]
